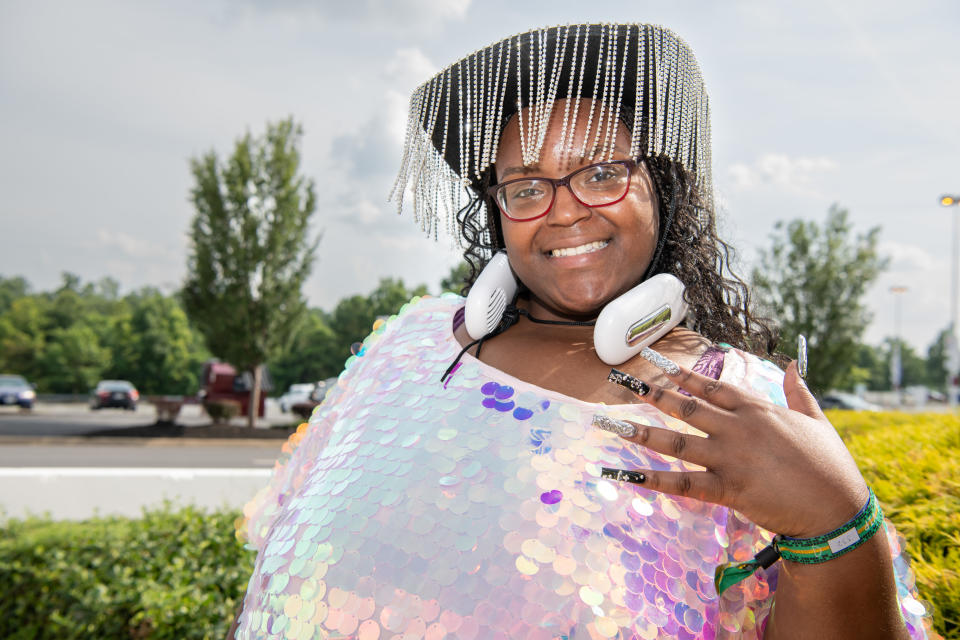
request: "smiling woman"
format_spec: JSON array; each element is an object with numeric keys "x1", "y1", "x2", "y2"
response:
[
  {"x1": 230, "y1": 24, "x2": 937, "y2": 640},
  {"x1": 493, "y1": 103, "x2": 659, "y2": 321}
]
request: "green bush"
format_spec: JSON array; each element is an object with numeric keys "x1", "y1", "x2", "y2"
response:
[
  {"x1": 203, "y1": 400, "x2": 241, "y2": 424},
  {"x1": 0, "y1": 504, "x2": 252, "y2": 639},
  {"x1": 829, "y1": 410, "x2": 960, "y2": 639}
]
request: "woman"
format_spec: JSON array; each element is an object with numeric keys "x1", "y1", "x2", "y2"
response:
[{"x1": 233, "y1": 24, "x2": 932, "y2": 638}]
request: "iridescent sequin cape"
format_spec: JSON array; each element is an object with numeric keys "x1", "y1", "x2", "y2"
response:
[{"x1": 236, "y1": 295, "x2": 932, "y2": 639}]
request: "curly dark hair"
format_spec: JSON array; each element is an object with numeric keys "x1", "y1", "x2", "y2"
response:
[{"x1": 455, "y1": 155, "x2": 780, "y2": 359}]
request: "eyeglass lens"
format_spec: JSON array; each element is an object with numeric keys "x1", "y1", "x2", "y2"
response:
[{"x1": 496, "y1": 162, "x2": 631, "y2": 220}]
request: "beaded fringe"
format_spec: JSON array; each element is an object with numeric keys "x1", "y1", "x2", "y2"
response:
[{"x1": 390, "y1": 23, "x2": 712, "y2": 246}]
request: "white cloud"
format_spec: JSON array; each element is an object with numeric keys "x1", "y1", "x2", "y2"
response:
[
  {"x1": 95, "y1": 229, "x2": 169, "y2": 259},
  {"x1": 349, "y1": 199, "x2": 384, "y2": 225},
  {"x1": 382, "y1": 48, "x2": 438, "y2": 146},
  {"x1": 877, "y1": 241, "x2": 942, "y2": 273},
  {"x1": 240, "y1": 0, "x2": 471, "y2": 30},
  {"x1": 727, "y1": 153, "x2": 837, "y2": 190},
  {"x1": 385, "y1": 47, "x2": 437, "y2": 90},
  {"x1": 385, "y1": 89, "x2": 412, "y2": 148}
]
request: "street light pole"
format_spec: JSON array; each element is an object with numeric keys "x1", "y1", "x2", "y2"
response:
[
  {"x1": 941, "y1": 194, "x2": 960, "y2": 409},
  {"x1": 890, "y1": 286, "x2": 907, "y2": 405}
]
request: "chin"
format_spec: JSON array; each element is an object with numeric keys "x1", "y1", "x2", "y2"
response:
[{"x1": 544, "y1": 287, "x2": 614, "y2": 319}]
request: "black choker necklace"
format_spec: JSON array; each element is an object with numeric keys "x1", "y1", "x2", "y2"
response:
[
  {"x1": 440, "y1": 303, "x2": 595, "y2": 383},
  {"x1": 511, "y1": 305, "x2": 597, "y2": 328}
]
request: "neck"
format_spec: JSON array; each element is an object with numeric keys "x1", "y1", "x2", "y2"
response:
[{"x1": 519, "y1": 294, "x2": 602, "y2": 324}]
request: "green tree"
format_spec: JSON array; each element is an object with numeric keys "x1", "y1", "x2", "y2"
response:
[
  {"x1": 182, "y1": 118, "x2": 319, "y2": 427},
  {"x1": 439, "y1": 261, "x2": 471, "y2": 295},
  {"x1": 327, "y1": 278, "x2": 427, "y2": 351},
  {"x1": 835, "y1": 343, "x2": 882, "y2": 391},
  {"x1": 0, "y1": 275, "x2": 29, "y2": 315},
  {"x1": 752, "y1": 206, "x2": 888, "y2": 393},
  {"x1": 925, "y1": 327, "x2": 950, "y2": 392},
  {"x1": 0, "y1": 297, "x2": 47, "y2": 381},
  {"x1": 269, "y1": 278, "x2": 429, "y2": 391},
  {"x1": 881, "y1": 337, "x2": 927, "y2": 389},
  {"x1": 38, "y1": 324, "x2": 111, "y2": 393},
  {"x1": 108, "y1": 292, "x2": 210, "y2": 395},
  {"x1": 267, "y1": 311, "x2": 340, "y2": 392}
]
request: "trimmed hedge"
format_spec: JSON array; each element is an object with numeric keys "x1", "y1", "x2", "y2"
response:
[
  {"x1": 203, "y1": 400, "x2": 241, "y2": 424},
  {"x1": 828, "y1": 411, "x2": 959, "y2": 639},
  {"x1": 0, "y1": 504, "x2": 252, "y2": 639},
  {"x1": 0, "y1": 412, "x2": 956, "y2": 638}
]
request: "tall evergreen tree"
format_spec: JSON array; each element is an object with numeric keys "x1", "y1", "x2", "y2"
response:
[
  {"x1": 182, "y1": 118, "x2": 319, "y2": 427},
  {"x1": 752, "y1": 206, "x2": 888, "y2": 393}
]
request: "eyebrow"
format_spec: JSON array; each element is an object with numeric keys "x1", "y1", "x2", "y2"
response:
[
  {"x1": 497, "y1": 143, "x2": 632, "y2": 180},
  {"x1": 500, "y1": 165, "x2": 540, "y2": 179}
]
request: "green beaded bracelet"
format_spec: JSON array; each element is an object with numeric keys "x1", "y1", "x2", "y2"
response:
[
  {"x1": 715, "y1": 489, "x2": 883, "y2": 595},
  {"x1": 777, "y1": 489, "x2": 883, "y2": 564}
]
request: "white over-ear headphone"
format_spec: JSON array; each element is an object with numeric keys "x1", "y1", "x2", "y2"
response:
[{"x1": 464, "y1": 251, "x2": 689, "y2": 365}]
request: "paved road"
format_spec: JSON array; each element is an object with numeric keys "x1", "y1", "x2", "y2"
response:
[
  {"x1": 0, "y1": 400, "x2": 297, "y2": 437},
  {"x1": 0, "y1": 440, "x2": 283, "y2": 468},
  {"x1": 0, "y1": 404, "x2": 293, "y2": 520}
]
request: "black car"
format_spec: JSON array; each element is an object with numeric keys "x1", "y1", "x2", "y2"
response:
[
  {"x1": 0, "y1": 374, "x2": 36, "y2": 409},
  {"x1": 90, "y1": 380, "x2": 140, "y2": 410}
]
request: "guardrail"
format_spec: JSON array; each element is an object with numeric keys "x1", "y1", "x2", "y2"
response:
[{"x1": 35, "y1": 394, "x2": 89, "y2": 403}]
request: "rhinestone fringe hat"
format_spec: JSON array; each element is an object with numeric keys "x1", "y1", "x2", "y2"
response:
[{"x1": 390, "y1": 23, "x2": 713, "y2": 245}]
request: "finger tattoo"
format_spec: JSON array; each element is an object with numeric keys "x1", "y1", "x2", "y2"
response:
[
  {"x1": 671, "y1": 433, "x2": 687, "y2": 457},
  {"x1": 677, "y1": 473, "x2": 693, "y2": 497},
  {"x1": 679, "y1": 397, "x2": 698, "y2": 419},
  {"x1": 703, "y1": 380, "x2": 722, "y2": 396}
]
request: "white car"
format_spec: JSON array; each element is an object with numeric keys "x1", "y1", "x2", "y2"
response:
[
  {"x1": 278, "y1": 383, "x2": 315, "y2": 413},
  {"x1": 818, "y1": 392, "x2": 882, "y2": 411}
]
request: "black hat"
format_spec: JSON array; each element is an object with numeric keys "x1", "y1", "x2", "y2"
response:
[{"x1": 391, "y1": 23, "x2": 712, "y2": 244}]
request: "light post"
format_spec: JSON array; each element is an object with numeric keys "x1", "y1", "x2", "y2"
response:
[
  {"x1": 942, "y1": 194, "x2": 960, "y2": 408},
  {"x1": 890, "y1": 286, "x2": 907, "y2": 405}
]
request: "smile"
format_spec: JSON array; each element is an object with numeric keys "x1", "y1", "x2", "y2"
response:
[{"x1": 548, "y1": 240, "x2": 609, "y2": 258}]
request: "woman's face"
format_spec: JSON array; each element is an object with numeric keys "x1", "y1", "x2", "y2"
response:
[{"x1": 495, "y1": 99, "x2": 659, "y2": 321}]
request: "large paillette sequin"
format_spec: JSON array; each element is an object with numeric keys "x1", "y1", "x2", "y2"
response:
[{"x1": 236, "y1": 295, "x2": 932, "y2": 639}]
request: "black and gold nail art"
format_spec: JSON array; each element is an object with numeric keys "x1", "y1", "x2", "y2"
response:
[{"x1": 608, "y1": 368, "x2": 650, "y2": 396}]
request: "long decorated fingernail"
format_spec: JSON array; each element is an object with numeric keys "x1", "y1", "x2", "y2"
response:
[
  {"x1": 640, "y1": 347, "x2": 680, "y2": 375},
  {"x1": 601, "y1": 467, "x2": 646, "y2": 485},
  {"x1": 592, "y1": 414, "x2": 637, "y2": 438},
  {"x1": 797, "y1": 334, "x2": 808, "y2": 379},
  {"x1": 608, "y1": 368, "x2": 650, "y2": 396}
]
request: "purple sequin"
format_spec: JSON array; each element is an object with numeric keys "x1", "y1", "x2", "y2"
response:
[
  {"x1": 493, "y1": 385, "x2": 514, "y2": 399},
  {"x1": 539, "y1": 490, "x2": 562, "y2": 505}
]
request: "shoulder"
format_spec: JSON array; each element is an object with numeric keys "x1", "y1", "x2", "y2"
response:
[
  {"x1": 346, "y1": 294, "x2": 461, "y2": 365},
  {"x1": 649, "y1": 327, "x2": 712, "y2": 370},
  {"x1": 383, "y1": 294, "x2": 462, "y2": 332}
]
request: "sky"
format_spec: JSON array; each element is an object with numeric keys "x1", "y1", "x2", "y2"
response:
[{"x1": 1, "y1": 0, "x2": 958, "y2": 354}]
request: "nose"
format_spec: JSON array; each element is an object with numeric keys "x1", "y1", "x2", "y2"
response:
[{"x1": 545, "y1": 183, "x2": 591, "y2": 226}]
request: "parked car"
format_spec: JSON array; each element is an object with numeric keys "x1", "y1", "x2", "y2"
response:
[
  {"x1": 291, "y1": 377, "x2": 338, "y2": 420},
  {"x1": 0, "y1": 374, "x2": 36, "y2": 409},
  {"x1": 278, "y1": 383, "x2": 316, "y2": 413},
  {"x1": 90, "y1": 380, "x2": 140, "y2": 410},
  {"x1": 818, "y1": 392, "x2": 882, "y2": 411}
]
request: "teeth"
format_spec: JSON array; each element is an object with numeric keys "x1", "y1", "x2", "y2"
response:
[{"x1": 549, "y1": 240, "x2": 609, "y2": 258}]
